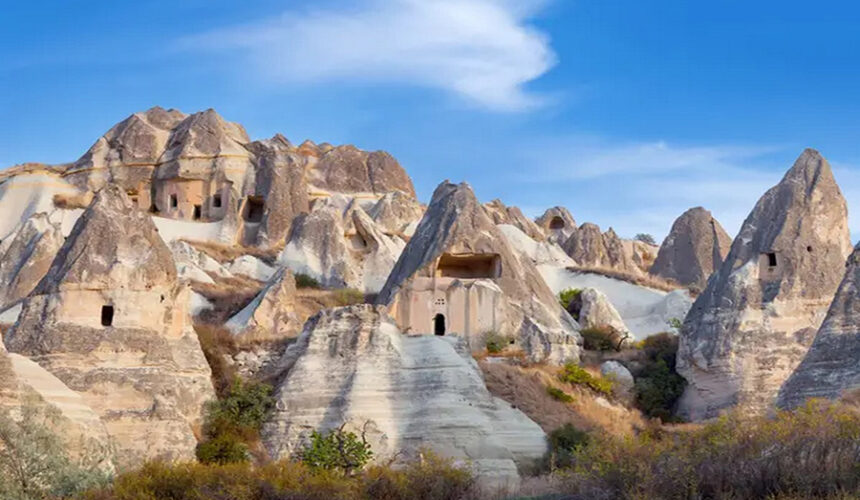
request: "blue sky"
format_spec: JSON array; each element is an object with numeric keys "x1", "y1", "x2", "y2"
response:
[{"x1": 2, "y1": 0, "x2": 860, "y2": 240}]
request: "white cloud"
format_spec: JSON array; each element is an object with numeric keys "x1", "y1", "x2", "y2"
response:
[{"x1": 181, "y1": 0, "x2": 556, "y2": 111}]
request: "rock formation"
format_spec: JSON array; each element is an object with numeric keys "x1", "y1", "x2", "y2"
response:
[
  {"x1": 562, "y1": 223, "x2": 641, "y2": 275},
  {"x1": 376, "y1": 181, "x2": 580, "y2": 363},
  {"x1": 497, "y1": 224, "x2": 575, "y2": 268},
  {"x1": 650, "y1": 207, "x2": 731, "y2": 290},
  {"x1": 536, "y1": 206, "x2": 576, "y2": 244},
  {"x1": 367, "y1": 190, "x2": 424, "y2": 238},
  {"x1": 484, "y1": 199, "x2": 545, "y2": 241},
  {"x1": 308, "y1": 145, "x2": 416, "y2": 198},
  {"x1": 777, "y1": 243, "x2": 860, "y2": 409},
  {"x1": 262, "y1": 305, "x2": 547, "y2": 488},
  {"x1": 0, "y1": 213, "x2": 64, "y2": 309},
  {"x1": 577, "y1": 288, "x2": 630, "y2": 337},
  {"x1": 5, "y1": 185, "x2": 215, "y2": 467},
  {"x1": 226, "y1": 268, "x2": 302, "y2": 338},
  {"x1": 677, "y1": 149, "x2": 852, "y2": 420}
]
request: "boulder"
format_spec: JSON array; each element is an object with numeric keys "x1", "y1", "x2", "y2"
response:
[
  {"x1": 5, "y1": 185, "x2": 215, "y2": 467},
  {"x1": 600, "y1": 360, "x2": 635, "y2": 399},
  {"x1": 376, "y1": 181, "x2": 580, "y2": 363},
  {"x1": 677, "y1": 149, "x2": 851, "y2": 420},
  {"x1": 226, "y1": 267, "x2": 302, "y2": 338},
  {"x1": 577, "y1": 288, "x2": 630, "y2": 338},
  {"x1": 777, "y1": 243, "x2": 860, "y2": 408},
  {"x1": 535, "y1": 206, "x2": 576, "y2": 244},
  {"x1": 0, "y1": 213, "x2": 64, "y2": 309},
  {"x1": 262, "y1": 305, "x2": 547, "y2": 489},
  {"x1": 650, "y1": 207, "x2": 731, "y2": 290}
]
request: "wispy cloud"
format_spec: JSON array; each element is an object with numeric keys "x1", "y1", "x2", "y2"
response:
[{"x1": 180, "y1": 0, "x2": 556, "y2": 111}]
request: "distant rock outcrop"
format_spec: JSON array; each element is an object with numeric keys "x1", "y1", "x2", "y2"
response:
[
  {"x1": 677, "y1": 149, "x2": 851, "y2": 420},
  {"x1": 485, "y1": 200, "x2": 545, "y2": 241},
  {"x1": 650, "y1": 207, "x2": 731, "y2": 290},
  {"x1": 5, "y1": 186, "x2": 215, "y2": 467},
  {"x1": 308, "y1": 145, "x2": 416, "y2": 198},
  {"x1": 536, "y1": 206, "x2": 576, "y2": 244},
  {"x1": 777, "y1": 243, "x2": 860, "y2": 409},
  {"x1": 0, "y1": 213, "x2": 64, "y2": 309},
  {"x1": 376, "y1": 181, "x2": 580, "y2": 363},
  {"x1": 262, "y1": 305, "x2": 547, "y2": 488},
  {"x1": 563, "y1": 223, "x2": 641, "y2": 275},
  {"x1": 367, "y1": 191, "x2": 425, "y2": 238}
]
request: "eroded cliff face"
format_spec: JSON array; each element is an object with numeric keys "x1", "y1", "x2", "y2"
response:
[
  {"x1": 536, "y1": 206, "x2": 577, "y2": 245},
  {"x1": 677, "y1": 149, "x2": 851, "y2": 420},
  {"x1": 262, "y1": 305, "x2": 547, "y2": 489},
  {"x1": 650, "y1": 206, "x2": 731, "y2": 290},
  {"x1": 562, "y1": 223, "x2": 641, "y2": 276},
  {"x1": 5, "y1": 186, "x2": 215, "y2": 468},
  {"x1": 777, "y1": 243, "x2": 860, "y2": 409}
]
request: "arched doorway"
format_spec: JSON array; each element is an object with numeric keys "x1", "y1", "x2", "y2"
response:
[{"x1": 433, "y1": 314, "x2": 446, "y2": 336}]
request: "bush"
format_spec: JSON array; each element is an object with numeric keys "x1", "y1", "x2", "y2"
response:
[
  {"x1": 333, "y1": 288, "x2": 366, "y2": 307},
  {"x1": 559, "y1": 363, "x2": 614, "y2": 396},
  {"x1": 196, "y1": 378, "x2": 275, "y2": 464},
  {"x1": 295, "y1": 273, "x2": 322, "y2": 289},
  {"x1": 562, "y1": 400, "x2": 860, "y2": 499},
  {"x1": 484, "y1": 331, "x2": 512, "y2": 354},
  {"x1": 547, "y1": 423, "x2": 590, "y2": 468},
  {"x1": 300, "y1": 424, "x2": 374, "y2": 475},
  {"x1": 634, "y1": 233, "x2": 657, "y2": 245},
  {"x1": 558, "y1": 288, "x2": 582, "y2": 312},
  {"x1": 632, "y1": 332, "x2": 686, "y2": 419},
  {"x1": 546, "y1": 386, "x2": 574, "y2": 403},
  {"x1": 580, "y1": 326, "x2": 619, "y2": 351},
  {"x1": 0, "y1": 400, "x2": 109, "y2": 500}
]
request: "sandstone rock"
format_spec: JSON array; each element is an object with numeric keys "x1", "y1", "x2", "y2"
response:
[
  {"x1": 624, "y1": 239, "x2": 659, "y2": 274},
  {"x1": 308, "y1": 145, "x2": 416, "y2": 198},
  {"x1": 578, "y1": 288, "x2": 630, "y2": 338},
  {"x1": 497, "y1": 224, "x2": 575, "y2": 268},
  {"x1": 376, "y1": 181, "x2": 580, "y2": 363},
  {"x1": 650, "y1": 207, "x2": 731, "y2": 290},
  {"x1": 5, "y1": 185, "x2": 215, "y2": 467},
  {"x1": 536, "y1": 206, "x2": 576, "y2": 244},
  {"x1": 0, "y1": 213, "x2": 64, "y2": 309},
  {"x1": 777, "y1": 243, "x2": 860, "y2": 409},
  {"x1": 226, "y1": 267, "x2": 302, "y2": 338},
  {"x1": 563, "y1": 223, "x2": 641, "y2": 275},
  {"x1": 169, "y1": 240, "x2": 234, "y2": 282},
  {"x1": 484, "y1": 199, "x2": 545, "y2": 241},
  {"x1": 677, "y1": 149, "x2": 851, "y2": 420},
  {"x1": 367, "y1": 191, "x2": 425, "y2": 237},
  {"x1": 262, "y1": 305, "x2": 547, "y2": 488}
]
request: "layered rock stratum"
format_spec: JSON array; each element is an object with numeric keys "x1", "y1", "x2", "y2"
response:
[{"x1": 677, "y1": 149, "x2": 852, "y2": 420}]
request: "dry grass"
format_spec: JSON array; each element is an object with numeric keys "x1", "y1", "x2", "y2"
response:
[
  {"x1": 53, "y1": 191, "x2": 93, "y2": 209},
  {"x1": 479, "y1": 361, "x2": 648, "y2": 436},
  {"x1": 194, "y1": 322, "x2": 239, "y2": 396},
  {"x1": 566, "y1": 265, "x2": 683, "y2": 293},
  {"x1": 181, "y1": 239, "x2": 284, "y2": 266},
  {"x1": 193, "y1": 275, "x2": 264, "y2": 324}
]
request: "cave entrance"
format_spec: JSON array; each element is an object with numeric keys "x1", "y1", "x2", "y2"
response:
[
  {"x1": 433, "y1": 314, "x2": 446, "y2": 336},
  {"x1": 244, "y1": 196, "x2": 265, "y2": 222},
  {"x1": 549, "y1": 216, "x2": 565, "y2": 229},
  {"x1": 766, "y1": 252, "x2": 777, "y2": 267},
  {"x1": 436, "y1": 253, "x2": 501, "y2": 279},
  {"x1": 193, "y1": 205, "x2": 202, "y2": 221},
  {"x1": 101, "y1": 305, "x2": 114, "y2": 327},
  {"x1": 212, "y1": 193, "x2": 222, "y2": 208}
]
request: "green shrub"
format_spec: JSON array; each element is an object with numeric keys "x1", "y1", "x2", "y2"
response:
[
  {"x1": 580, "y1": 326, "x2": 619, "y2": 351},
  {"x1": 634, "y1": 233, "x2": 657, "y2": 245},
  {"x1": 333, "y1": 288, "x2": 366, "y2": 307},
  {"x1": 484, "y1": 331, "x2": 512, "y2": 354},
  {"x1": 559, "y1": 363, "x2": 614, "y2": 396},
  {"x1": 196, "y1": 378, "x2": 275, "y2": 464},
  {"x1": 295, "y1": 273, "x2": 322, "y2": 289},
  {"x1": 546, "y1": 386, "x2": 574, "y2": 403},
  {"x1": 558, "y1": 288, "x2": 582, "y2": 311},
  {"x1": 300, "y1": 425, "x2": 374, "y2": 475},
  {"x1": 667, "y1": 317, "x2": 683, "y2": 331},
  {"x1": 547, "y1": 423, "x2": 590, "y2": 467},
  {"x1": 632, "y1": 332, "x2": 686, "y2": 420}
]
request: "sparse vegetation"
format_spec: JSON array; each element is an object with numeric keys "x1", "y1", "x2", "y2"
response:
[
  {"x1": 579, "y1": 325, "x2": 623, "y2": 351},
  {"x1": 484, "y1": 331, "x2": 512, "y2": 354},
  {"x1": 53, "y1": 191, "x2": 93, "y2": 210},
  {"x1": 194, "y1": 323, "x2": 239, "y2": 395},
  {"x1": 299, "y1": 424, "x2": 374, "y2": 475},
  {"x1": 546, "y1": 423, "x2": 590, "y2": 468},
  {"x1": 559, "y1": 363, "x2": 614, "y2": 396},
  {"x1": 558, "y1": 287, "x2": 582, "y2": 311},
  {"x1": 546, "y1": 386, "x2": 574, "y2": 403},
  {"x1": 195, "y1": 378, "x2": 275, "y2": 465},
  {"x1": 181, "y1": 239, "x2": 283, "y2": 266},
  {"x1": 333, "y1": 288, "x2": 366, "y2": 306},
  {"x1": 567, "y1": 265, "x2": 680, "y2": 292},
  {"x1": 634, "y1": 233, "x2": 657, "y2": 246},
  {"x1": 667, "y1": 316, "x2": 683, "y2": 331},
  {"x1": 294, "y1": 272, "x2": 322, "y2": 289}
]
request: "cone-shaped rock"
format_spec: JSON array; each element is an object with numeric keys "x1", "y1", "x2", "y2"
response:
[
  {"x1": 376, "y1": 181, "x2": 580, "y2": 363},
  {"x1": 5, "y1": 185, "x2": 215, "y2": 467},
  {"x1": 677, "y1": 149, "x2": 851, "y2": 420},
  {"x1": 563, "y1": 223, "x2": 641, "y2": 275},
  {"x1": 650, "y1": 207, "x2": 731, "y2": 290},
  {"x1": 777, "y1": 243, "x2": 860, "y2": 408},
  {"x1": 536, "y1": 206, "x2": 576, "y2": 244}
]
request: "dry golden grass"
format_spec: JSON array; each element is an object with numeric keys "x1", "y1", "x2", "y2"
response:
[
  {"x1": 52, "y1": 191, "x2": 93, "y2": 209},
  {"x1": 192, "y1": 275, "x2": 264, "y2": 324},
  {"x1": 566, "y1": 265, "x2": 683, "y2": 293},
  {"x1": 181, "y1": 239, "x2": 284, "y2": 265}
]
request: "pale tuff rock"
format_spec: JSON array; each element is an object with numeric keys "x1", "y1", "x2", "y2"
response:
[
  {"x1": 367, "y1": 190, "x2": 425, "y2": 237},
  {"x1": 600, "y1": 360, "x2": 635, "y2": 399},
  {"x1": 536, "y1": 206, "x2": 577, "y2": 244},
  {"x1": 309, "y1": 145, "x2": 416, "y2": 198},
  {"x1": 497, "y1": 224, "x2": 575, "y2": 268},
  {"x1": 227, "y1": 255, "x2": 277, "y2": 282},
  {"x1": 777, "y1": 243, "x2": 860, "y2": 409},
  {"x1": 563, "y1": 223, "x2": 642, "y2": 275},
  {"x1": 624, "y1": 239, "x2": 659, "y2": 274},
  {"x1": 5, "y1": 185, "x2": 215, "y2": 468},
  {"x1": 0, "y1": 213, "x2": 64, "y2": 309},
  {"x1": 577, "y1": 288, "x2": 630, "y2": 338},
  {"x1": 0, "y1": 169, "x2": 82, "y2": 241},
  {"x1": 280, "y1": 198, "x2": 405, "y2": 293},
  {"x1": 677, "y1": 149, "x2": 851, "y2": 420},
  {"x1": 262, "y1": 305, "x2": 547, "y2": 488},
  {"x1": 226, "y1": 267, "x2": 302, "y2": 338},
  {"x1": 484, "y1": 199, "x2": 546, "y2": 241},
  {"x1": 650, "y1": 207, "x2": 731, "y2": 290},
  {"x1": 169, "y1": 240, "x2": 234, "y2": 283},
  {"x1": 376, "y1": 181, "x2": 580, "y2": 364}
]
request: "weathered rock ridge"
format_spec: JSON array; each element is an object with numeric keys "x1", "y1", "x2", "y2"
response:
[
  {"x1": 650, "y1": 207, "x2": 731, "y2": 290},
  {"x1": 562, "y1": 223, "x2": 641, "y2": 275},
  {"x1": 677, "y1": 149, "x2": 851, "y2": 420}
]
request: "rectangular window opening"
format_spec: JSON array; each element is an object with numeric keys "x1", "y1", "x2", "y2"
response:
[
  {"x1": 767, "y1": 252, "x2": 777, "y2": 267},
  {"x1": 193, "y1": 205, "x2": 202, "y2": 220},
  {"x1": 169, "y1": 194, "x2": 178, "y2": 209},
  {"x1": 101, "y1": 305, "x2": 114, "y2": 327},
  {"x1": 213, "y1": 193, "x2": 222, "y2": 208}
]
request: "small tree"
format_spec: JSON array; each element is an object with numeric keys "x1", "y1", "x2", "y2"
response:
[
  {"x1": 300, "y1": 423, "x2": 374, "y2": 475},
  {"x1": 635, "y1": 233, "x2": 657, "y2": 245},
  {"x1": 196, "y1": 378, "x2": 275, "y2": 464}
]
